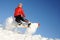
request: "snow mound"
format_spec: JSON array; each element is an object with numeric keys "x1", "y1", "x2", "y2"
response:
[
  {"x1": 0, "y1": 28, "x2": 41, "y2": 40},
  {"x1": 0, "y1": 16, "x2": 60, "y2": 40},
  {"x1": 0, "y1": 27, "x2": 60, "y2": 40},
  {"x1": 5, "y1": 16, "x2": 39, "y2": 34}
]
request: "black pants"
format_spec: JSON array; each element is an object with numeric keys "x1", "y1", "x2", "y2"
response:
[{"x1": 14, "y1": 15, "x2": 28, "y2": 23}]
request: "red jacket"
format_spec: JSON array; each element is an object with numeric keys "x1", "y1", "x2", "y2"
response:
[{"x1": 14, "y1": 7, "x2": 25, "y2": 17}]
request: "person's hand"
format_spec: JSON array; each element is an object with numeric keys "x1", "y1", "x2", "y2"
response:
[{"x1": 21, "y1": 15, "x2": 25, "y2": 18}]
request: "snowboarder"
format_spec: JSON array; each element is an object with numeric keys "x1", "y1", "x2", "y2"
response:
[{"x1": 14, "y1": 3, "x2": 31, "y2": 27}]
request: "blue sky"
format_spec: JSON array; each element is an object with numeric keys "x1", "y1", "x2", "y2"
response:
[{"x1": 0, "y1": 0, "x2": 60, "y2": 38}]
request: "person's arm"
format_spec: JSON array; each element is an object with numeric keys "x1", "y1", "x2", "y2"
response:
[
  {"x1": 21, "y1": 9, "x2": 25, "y2": 17},
  {"x1": 14, "y1": 7, "x2": 20, "y2": 17}
]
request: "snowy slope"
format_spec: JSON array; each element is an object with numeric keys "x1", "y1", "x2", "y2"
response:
[
  {"x1": 0, "y1": 16, "x2": 60, "y2": 40},
  {"x1": 0, "y1": 27, "x2": 41, "y2": 40},
  {"x1": 0, "y1": 27, "x2": 60, "y2": 40}
]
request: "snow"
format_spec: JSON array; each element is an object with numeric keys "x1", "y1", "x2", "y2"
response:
[
  {"x1": 0, "y1": 27, "x2": 41, "y2": 40},
  {"x1": 0, "y1": 27, "x2": 60, "y2": 40},
  {"x1": 0, "y1": 16, "x2": 60, "y2": 40},
  {"x1": 5, "y1": 16, "x2": 39, "y2": 34}
]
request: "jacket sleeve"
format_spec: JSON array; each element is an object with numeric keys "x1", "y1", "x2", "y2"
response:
[
  {"x1": 21, "y1": 9, "x2": 25, "y2": 17},
  {"x1": 14, "y1": 8, "x2": 20, "y2": 16}
]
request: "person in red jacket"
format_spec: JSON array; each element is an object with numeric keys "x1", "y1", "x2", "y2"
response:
[{"x1": 14, "y1": 3, "x2": 31, "y2": 26}]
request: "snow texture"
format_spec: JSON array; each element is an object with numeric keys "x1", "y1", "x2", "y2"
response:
[
  {"x1": 0, "y1": 27, "x2": 60, "y2": 40},
  {"x1": 0, "y1": 16, "x2": 60, "y2": 40},
  {"x1": 5, "y1": 16, "x2": 39, "y2": 34}
]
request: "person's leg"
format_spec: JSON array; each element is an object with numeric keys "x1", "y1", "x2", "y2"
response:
[
  {"x1": 14, "y1": 16, "x2": 21, "y2": 23},
  {"x1": 20, "y1": 17, "x2": 31, "y2": 27},
  {"x1": 15, "y1": 15, "x2": 31, "y2": 27}
]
